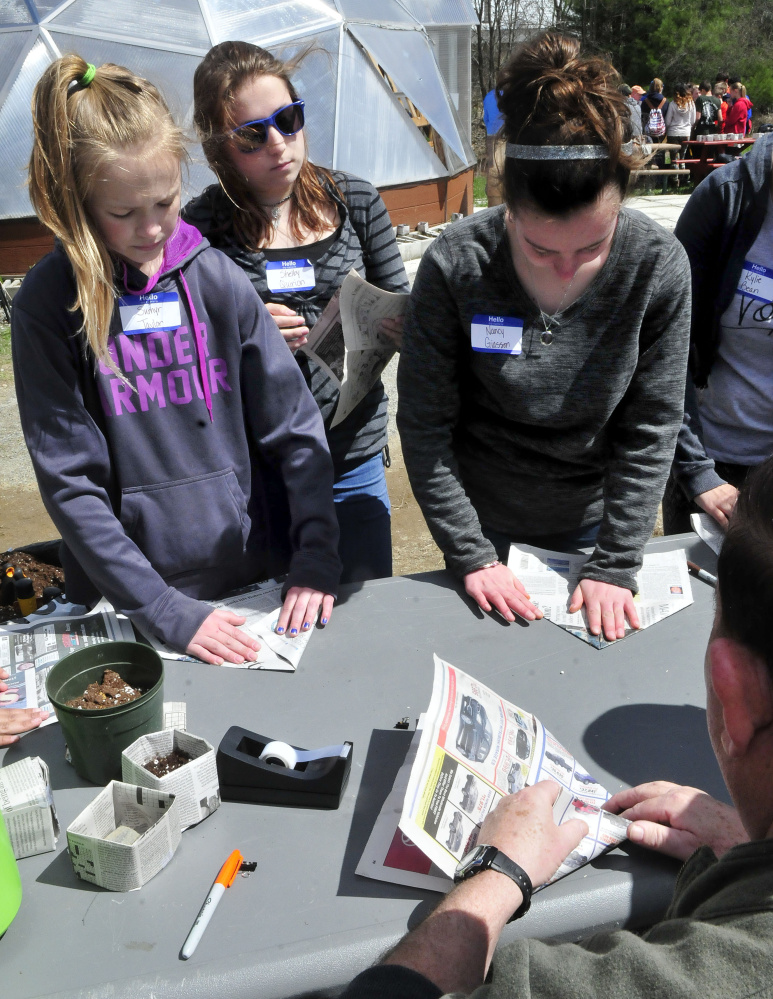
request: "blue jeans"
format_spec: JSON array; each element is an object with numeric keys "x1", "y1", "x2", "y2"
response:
[
  {"x1": 334, "y1": 451, "x2": 392, "y2": 584},
  {"x1": 480, "y1": 521, "x2": 601, "y2": 564}
]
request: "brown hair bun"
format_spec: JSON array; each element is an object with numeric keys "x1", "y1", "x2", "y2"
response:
[{"x1": 496, "y1": 32, "x2": 642, "y2": 215}]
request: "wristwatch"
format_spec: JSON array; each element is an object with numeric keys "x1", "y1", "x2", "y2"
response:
[{"x1": 454, "y1": 844, "x2": 533, "y2": 921}]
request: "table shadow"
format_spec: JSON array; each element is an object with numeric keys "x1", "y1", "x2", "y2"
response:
[
  {"x1": 582, "y1": 702, "x2": 729, "y2": 804},
  {"x1": 36, "y1": 845, "x2": 104, "y2": 892},
  {"x1": 1, "y1": 721, "x2": 95, "y2": 790},
  {"x1": 336, "y1": 727, "x2": 442, "y2": 902}
]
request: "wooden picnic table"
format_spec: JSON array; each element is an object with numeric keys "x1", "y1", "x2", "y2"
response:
[
  {"x1": 683, "y1": 136, "x2": 755, "y2": 182},
  {"x1": 631, "y1": 143, "x2": 689, "y2": 193}
]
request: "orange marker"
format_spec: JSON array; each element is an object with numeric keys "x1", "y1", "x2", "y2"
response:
[{"x1": 181, "y1": 850, "x2": 252, "y2": 959}]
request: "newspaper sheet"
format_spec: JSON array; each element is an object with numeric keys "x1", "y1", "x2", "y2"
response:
[
  {"x1": 506, "y1": 545, "x2": 694, "y2": 649},
  {"x1": 66, "y1": 780, "x2": 181, "y2": 891},
  {"x1": 356, "y1": 720, "x2": 453, "y2": 893},
  {"x1": 0, "y1": 599, "x2": 135, "y2": 721},
  {"x1": 141, "y1": 579, "x2": 311, "y2": 671},
  {"x1": 0, "y1": 756, "x2": 60, "y2": 859},
  {"x1": 691, "y1": 512, "x2": 724, "y2": 555},
  {"x1": 301, "y1": 269, "x2": 409, "y2": 428},
  {"x1": 398, "y1": 656, "x2": 629, "y2": 886}
]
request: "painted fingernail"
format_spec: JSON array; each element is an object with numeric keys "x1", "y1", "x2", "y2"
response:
[
  {"x1": 302, "y1": 622, "x2": 310, "y2": 630},
  {"x1": 276, "y1": 626, "x2": 285, "y2": 634},
  {"x1": 321, "y1": 617, "x2": 328, "y2": 625},
  {"x1": 290, "y1": 628, "x2": 298, "y2": 636}
]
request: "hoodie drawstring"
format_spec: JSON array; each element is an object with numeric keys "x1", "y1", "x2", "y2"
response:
[{"x1": 179, "y1": 270, "x2": 213, "y2": 423}]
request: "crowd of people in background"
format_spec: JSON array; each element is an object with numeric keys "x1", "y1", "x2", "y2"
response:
[{"x1": 621, "y1": 72, "x2": 756, "y2": 144}]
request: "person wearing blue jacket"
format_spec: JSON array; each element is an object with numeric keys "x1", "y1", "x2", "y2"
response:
[{"x1": 12, "y1": 56, "x2": 341, "y2": 662}]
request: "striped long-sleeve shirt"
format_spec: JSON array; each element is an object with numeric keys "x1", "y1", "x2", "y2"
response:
[{"x1": 183, "y1": 172, "x2": 409, "y2": 471}]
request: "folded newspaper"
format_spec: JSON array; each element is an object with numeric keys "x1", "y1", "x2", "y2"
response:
[
  {"x1": 141, "y1": 578, "x2": 312, "y2": 671},
  {"x1": 0, "y1": 599, "x2": 135, "y2": 722},
  {"x1": 301, "y1": 269, "x2": 409, "y2": 428},
  {"x1": 363, "y1": 656, "x2": 629, "y2": 891},
  {"x1": 691, "y1": 512, "x2": 724, "y2": 556},
  {"x1": 506, "y1": 544, "x2": 694, "y2": 649}
]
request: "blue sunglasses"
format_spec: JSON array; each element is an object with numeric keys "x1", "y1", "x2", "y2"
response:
[{"x1": 229, "y1": 100, "x2": 305, "y2": 152}]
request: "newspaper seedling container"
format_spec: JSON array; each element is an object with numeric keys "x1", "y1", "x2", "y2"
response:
[
  {"x1": 0, "y1": 809, "x2": 22, "y2": 935},
  {"x1": 46, "y1": 642, "x2": 164, "y2": 785},
  {"x1": 66, "y1": 781, "x2": 181, "y2": 891},
  {"x1": 122, "y1": 729, "x2": 220, "y2": 831}
]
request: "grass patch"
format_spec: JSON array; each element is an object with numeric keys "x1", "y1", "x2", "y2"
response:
[
  {"x1": 473, "y1": 175, "x2": 488, "y2": 208},
  {"x1": 0, "y1": 323, "x2": 10, "y2": 365}
]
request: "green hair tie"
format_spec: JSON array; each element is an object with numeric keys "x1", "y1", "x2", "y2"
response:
[{"x1": 80, "y1": 64, "x2": 96, "y2": 86}]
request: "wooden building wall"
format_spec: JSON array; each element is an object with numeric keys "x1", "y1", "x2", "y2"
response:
[
  {"x1": 0, "y1": 166, "x2": 474, "y2": 275},
  {"x1": 379, "y1": 167, "x2": 473, "y2": 228},
  {"x1": 0, "y1": 217, "x2": 54, "y2": 276}
]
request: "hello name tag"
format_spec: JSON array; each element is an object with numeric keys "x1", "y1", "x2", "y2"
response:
[
  {"x1": 471, "y1": 314, "x2": 524, "y2": 354},
  {"x1": 118, "y1": 292, "x2": 181, "y2": 334},
  {"x1": 266, "y1": 259, "x2": 315, "y2": 293},
  {"x1": 737, "y1": 260, "x2": 773, "y2": 303}
]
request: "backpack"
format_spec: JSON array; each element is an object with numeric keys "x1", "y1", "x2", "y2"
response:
[
  {"x1": 696, "y1": 95, "x2": 719, "y2": 126},
  {"x1": 644, "y1": 97, "x2": 666, "y2": 137}
]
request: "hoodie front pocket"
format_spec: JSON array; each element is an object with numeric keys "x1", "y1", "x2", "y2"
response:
[{"x1": 120, "y1": 468, "x2": 249, "y2": 581}]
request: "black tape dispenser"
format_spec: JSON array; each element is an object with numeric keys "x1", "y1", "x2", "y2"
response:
[{"x1": 216, "y1": 727, "x2": 352, "y2": 809}]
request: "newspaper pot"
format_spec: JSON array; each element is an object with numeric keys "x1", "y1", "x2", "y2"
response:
[
  {"x1": 0, "y1": 809, "x2": 22, "y2": 936},
  {"x1": 46, "y1": 642, "x2": 164, "y2": 785}
]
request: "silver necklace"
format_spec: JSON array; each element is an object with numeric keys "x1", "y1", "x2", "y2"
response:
[
  {"x1": 260, "y1": 193, "x2": 293, "y2": 229},
  {"x1": 531, "y1": 268, "x2": 576, "y2": 346}
]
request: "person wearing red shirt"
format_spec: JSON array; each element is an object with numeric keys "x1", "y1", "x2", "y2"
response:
[{"x1": 725, "y1": 83, "x2": 751, "y2": 134}]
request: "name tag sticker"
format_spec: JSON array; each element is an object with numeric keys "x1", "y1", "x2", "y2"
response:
[
  {"x1": 266, "y1": 259, "x2": 315, "y2": 293},
  {"x1": 471, "y1": 314, "x2": 524, "y2": 355},
  {"x1": 737, "y1": 260, "x2": 773, "y2": 303},
  {"x1": 118, "y1": 292, "x2": 181, "y2": 334}
]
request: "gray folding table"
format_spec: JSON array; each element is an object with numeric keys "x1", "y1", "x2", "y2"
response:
[{"x1": 1, "y1": 534, "x2": 723, "y2": 999}]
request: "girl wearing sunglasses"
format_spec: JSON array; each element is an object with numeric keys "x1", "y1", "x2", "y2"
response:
[{"x1": 185, "y1": 41, "x2": 409, "y2": 585}]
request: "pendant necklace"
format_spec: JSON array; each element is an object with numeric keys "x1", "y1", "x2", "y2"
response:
[
  {"x1": 531, "y1": 267, "x2": 577, "y2": 346},
  {"x1": 260, "y1": 192, "x2": 293, "y2": 230}
]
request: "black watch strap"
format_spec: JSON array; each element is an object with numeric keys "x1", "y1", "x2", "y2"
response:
[
  {"x1": 488, "y1": 851, "x2": 533, "y2": 921},
  {"x1": 455, "y1": 845, "x2": 534, "y2": 921}
]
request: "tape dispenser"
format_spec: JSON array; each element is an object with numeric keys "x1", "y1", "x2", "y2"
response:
[{"x1": 216, "y1": 727, "x2": 352, "y2": 809}]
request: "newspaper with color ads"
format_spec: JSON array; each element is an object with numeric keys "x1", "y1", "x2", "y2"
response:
[
  {"x1": 0, "y1": 599, "x2": 134, "y2": 723},
  {"x1": 301, "y1": 269, "x2": 409, "y2": 428},
  {"x1": 398, "y1": 656, "x2": 629, "y2": 886},
  {"x1": 506, "y1": 544, "x2": 693, "y2": 649}
]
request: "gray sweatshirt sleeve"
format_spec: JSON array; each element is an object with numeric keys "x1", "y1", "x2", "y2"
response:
[
  {"x1": 580, "y1": 238, "x2": 691, "y2": 589},
  {"x1": 397, "y1": 248, "x2": 499, "y2": 575}
]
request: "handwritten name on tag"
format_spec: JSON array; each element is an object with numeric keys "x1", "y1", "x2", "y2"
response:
[
  {"x1": 266, "y1": 259, "x2": 315, "y2": 293},
  {"x1": 471, "y1": 314, "x2": 524, "y2": 355},
  {"x1": 118, "y1": 293, "x2": 181, "y2": 335},
  {"x1": 738, "y1": 260, "x2": 773, "y2": 303}
]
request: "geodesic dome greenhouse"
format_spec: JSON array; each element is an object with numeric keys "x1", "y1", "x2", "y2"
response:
[{"x1": 0, "y1": 0, "x2": 478, "y2": 220}]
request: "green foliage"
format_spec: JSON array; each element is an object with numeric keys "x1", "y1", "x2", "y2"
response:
[{"x1": 561, "y1": 0, "x2": 773, "y2": 111}]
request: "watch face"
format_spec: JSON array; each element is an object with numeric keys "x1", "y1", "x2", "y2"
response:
[{"x1": 454, "y1": 844, "x2": 495, "y2": 883}]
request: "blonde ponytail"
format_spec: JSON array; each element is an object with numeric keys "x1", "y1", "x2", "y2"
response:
[{"x1": 28, "y1": 56, "x2": 186, "y2": 367}]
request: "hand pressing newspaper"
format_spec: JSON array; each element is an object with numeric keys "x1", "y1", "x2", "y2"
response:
[
  {"x1": 375, "y1": 656, "x2": 630, "y2": 891},
  {"x1": 141, "y1": 579, "x2": 312, "y2": 671},
  {"x1": 506, "y1": 544, "x2": 694, "y2": 649},
  {"x1": 301, "y1": 269, "x2": 409, "y2": 428}
]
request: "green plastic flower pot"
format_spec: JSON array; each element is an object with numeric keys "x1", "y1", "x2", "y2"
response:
[
  {"x1": 45, "y1": 642, "x2": 164, "y2": 785},
  {"x1": 0, "y1": 809, "x2": 22, "y2": 937}
]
